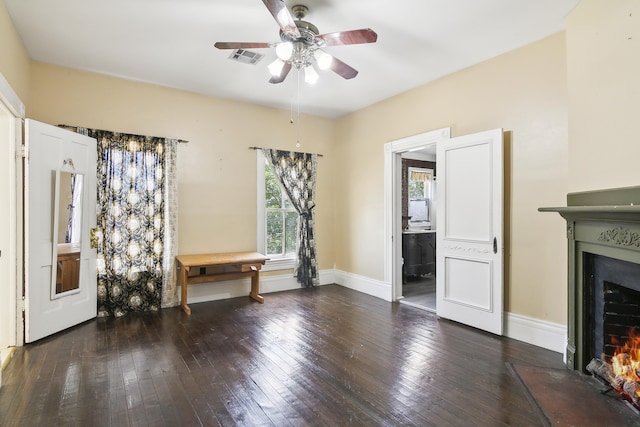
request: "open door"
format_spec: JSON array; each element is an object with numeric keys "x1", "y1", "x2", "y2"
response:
[
  {"x1": 436, "y1": 129, "x2": 503, "y2": 335},
  {"x1": 25, "y1": 119, "x2": 97, "y2": 343}
]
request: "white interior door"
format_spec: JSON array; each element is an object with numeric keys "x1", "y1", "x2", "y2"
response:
[
  {"x1": 436, "y1": 129, "x2": 503, "y2": 335},
  {"x1": 25, "y1": 119, "x2": 97, "y2": 343}
]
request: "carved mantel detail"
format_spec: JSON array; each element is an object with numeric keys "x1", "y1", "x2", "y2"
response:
[{"x1": 598, "y1": 227, "x2": 640, "y2": 248}]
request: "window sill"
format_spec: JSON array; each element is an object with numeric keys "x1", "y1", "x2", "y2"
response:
[{"x1": 262, "y1": 257, "x2": 296, "y2": 272}]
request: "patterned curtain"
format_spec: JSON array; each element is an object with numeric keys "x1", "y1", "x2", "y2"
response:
[
  {"x1": 64, "y1": 126, "x2": 178, "y2": 317},
  {"x1": 161, "y1": 139, "x2": 179, "y2": 308},
  {"x1": 262, "y1": 149, "x2": 319, "y2": 287}
]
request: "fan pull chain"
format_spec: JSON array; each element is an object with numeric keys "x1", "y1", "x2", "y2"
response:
[
  {"x1": 288, "y1": 69, "x2": 303, "y2": 148},
  {"x1": 296, "y1": 70, "x2": 301, "y2": 148}
]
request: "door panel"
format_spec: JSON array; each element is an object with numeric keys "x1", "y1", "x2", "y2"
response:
[
  {"x1": 436, "y1": 128, "x2": 503, "y2": 335},
  {"x1": 25, "y1": 120, "x2": 97, "y2": 343},
  {"x1": 445, "y1": 143, "x2": 492, "y2": 241},
  {"x1": 444, "y1": 257, "x2": 492, "y2": 309}
]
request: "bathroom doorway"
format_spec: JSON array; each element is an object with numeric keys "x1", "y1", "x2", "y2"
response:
[
  {"x1": 383, "y1": 127, "x2": 449, "y2": 312},
  {"x1": 400, "y1": 148, "x2": 437, "y2": 311}
]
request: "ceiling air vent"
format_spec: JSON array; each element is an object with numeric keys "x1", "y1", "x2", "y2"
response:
[{"x1": 228, "y1": 49, "x2": 264, "y2": 65}]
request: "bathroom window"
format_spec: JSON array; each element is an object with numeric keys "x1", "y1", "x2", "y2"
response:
[{"x1": 408, "y1": 167, "x2": 433, "y2": 227}]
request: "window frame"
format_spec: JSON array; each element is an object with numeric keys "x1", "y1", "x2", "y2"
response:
[
  {"x1": 257, "y1": 150, "x2": 296, "y2": 271},
  {"x1": 407, "y1": 166, "x2": 433, "y2": 227}
]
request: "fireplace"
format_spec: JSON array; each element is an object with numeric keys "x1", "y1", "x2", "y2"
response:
[{"x1": 540, "y1": 186, "x2": 640, "y2": 372}]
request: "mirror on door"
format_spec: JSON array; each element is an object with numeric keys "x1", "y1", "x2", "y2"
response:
[{"x1": 53, "y1": 170, "x2": 83, "y2": 296}]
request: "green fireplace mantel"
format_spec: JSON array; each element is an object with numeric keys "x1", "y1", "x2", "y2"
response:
[
  {"x1": 540, "y1": 184, "x2": 640, "y2": 218},
  {"x1": 539, "y1": 186, "x2": 640, "y2": 371},
  {"x1": 538, "y1": 205, "x2": 640, "y2": 222}
]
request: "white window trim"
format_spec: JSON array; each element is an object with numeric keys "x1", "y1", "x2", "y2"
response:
[{"x1": 257, "y1": 150, "x2": 296, "y2": 271}]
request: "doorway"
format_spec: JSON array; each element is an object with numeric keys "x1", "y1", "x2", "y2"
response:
[
  {"x1": 383, "y1": 127, "x2": 450, "y2": 309},
  {"x1": 385, "y1": 128, "x2": 504, "y2": 334},
  {"x1": 400, "y1": 150, "x2": 437, "y2": 311},
  {"x1": 0, "y1": 74, "x2": 23, "y2": 382}
]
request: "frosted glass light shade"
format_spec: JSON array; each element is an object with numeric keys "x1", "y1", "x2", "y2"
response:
[
  {"x1": 314, "y1": 50, "x2": 333, "y2": 70},
  {"x1": 275, "y1": 42, "x2": 293, "y2": 61},
  {"x1": 268, "y1": 59, "x2": 285, "y2": 76},
  {"x1": 304, "y1": 65, "x2": 319, "y2": 84}
]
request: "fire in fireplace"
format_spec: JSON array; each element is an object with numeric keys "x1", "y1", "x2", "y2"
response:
[{"x1": 587, "y1": 329, "x2": 640, "y2": 410}]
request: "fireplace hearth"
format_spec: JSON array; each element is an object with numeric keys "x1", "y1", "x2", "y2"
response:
[{"x1": 540, "y1": 186, "x2": 640, "y2": 372}]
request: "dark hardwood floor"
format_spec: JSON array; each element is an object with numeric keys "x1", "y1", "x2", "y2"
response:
[{"x1": 0, "y1": 285, "x2": 565, "y2": 426}]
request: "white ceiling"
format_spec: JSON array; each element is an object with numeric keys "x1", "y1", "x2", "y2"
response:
[{"x1": 5, "y1": 0, "x2": 579, "y2": 118}]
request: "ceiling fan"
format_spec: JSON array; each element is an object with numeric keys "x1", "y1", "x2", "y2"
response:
[{"x1": 214, "y1": 0, "x2": 378, "y2": 84}]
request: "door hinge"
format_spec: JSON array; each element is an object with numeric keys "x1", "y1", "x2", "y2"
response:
[
  {"x1": 19, "y1": 145, "x2": 28, "y2": 159},
  {"x1": 20, "y1": 296, "x2": 26, "y2": 312}
]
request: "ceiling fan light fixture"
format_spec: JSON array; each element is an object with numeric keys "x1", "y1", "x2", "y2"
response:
[
  {"x1": 268, "y1": 58, "x2": 285, "y2": 76},
  {"x1": 275, "y1": 42, "x2": 294, "y2": 61},
  {"x1": 304, "y1": 65, "x2": 319, "y2": 84},
  {"x1": 314, "y1": 49, "x2": 333, "y2": 70},
  {"x1": 214, "y1": 3, "x2": 377, "y2": 84}
]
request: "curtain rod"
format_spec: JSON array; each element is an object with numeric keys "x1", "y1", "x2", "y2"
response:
[
  {"x1": 249, "y1": 146, "x2": 323, "y2": 157},
  {"x1": 58, "y1": 124, "x2": 189, "y2": 143}
]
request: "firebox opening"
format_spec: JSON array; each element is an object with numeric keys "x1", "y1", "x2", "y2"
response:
[{"x1": 585, "y1": 253, "x2": 640, "y2": 369}]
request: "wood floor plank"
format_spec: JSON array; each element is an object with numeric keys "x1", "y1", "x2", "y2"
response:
[{"x1": 0, "y1": 285, "x2": 569, "y2": 426}]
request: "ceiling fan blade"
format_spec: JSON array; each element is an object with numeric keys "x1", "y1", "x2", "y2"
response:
[
  {"x1": 269, "y1": 62, "x2": 292, "y2": 84},
  {"x1": 262, "y1": 0, "x2": 301, "y2": 39},
  {"x1": 329, "y1": 56, "x2": 359, "y2": 80},
  {"x1": 214, "y1": 42, "x2": 272, "y2": 49},
  {"x1": 316, "y1": 28, "x2": 377, "y2": 46}
]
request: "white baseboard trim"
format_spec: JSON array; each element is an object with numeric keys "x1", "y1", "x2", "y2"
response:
[
  {"x1": 0, "y1": 346, "x2": 16, "y2": 390},
  {"x1": 333, "y1": 270, "x2": 392, "y2": 302},
  {"x1": 183, "y1": 268, "x2": 336, "y2": 305},
  {"x1": 504, "y1": 312, "x2": 567, "y2": 354}
]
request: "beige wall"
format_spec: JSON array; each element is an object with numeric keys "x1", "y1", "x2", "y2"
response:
[
  {"x1": 0, "y1": 0, "x2": 30, "y2": 105},
  {"x1": 28, "y1": 62, "x2": 336, "y2": 272},
  {"x1": 11, "y1": 1, "x2": 633, "y2": 328},
  {"x1": 567, "y1": 0, "x2": 640, "y2": 192},
  {"x1": 335, "y1": 33, "x2": 569, "y2": 323}
]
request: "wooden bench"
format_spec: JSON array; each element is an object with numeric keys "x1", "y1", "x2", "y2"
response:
[{"x1": 176, "y1": 251, "x2": 269, "y2": 315}]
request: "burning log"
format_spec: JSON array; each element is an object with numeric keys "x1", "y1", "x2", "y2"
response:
[
  {"x1": 587, "y1": 328, "x2": 640, "y2": 411},
  {"x1": 588, "y1": 357, "x2": 640, "y2": 410},
  {"x1": 623, "y1": 380, "x2": 640, "y2": 406},
  {"x1": 586, "y1": 358, "x2": 624, "y2": 391}
]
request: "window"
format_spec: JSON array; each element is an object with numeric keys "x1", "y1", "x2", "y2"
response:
[
  {"x1": 407, "y1": 167, "x2": 433, "y2": 228},
  {"x1": 257, "y1": 151, "x2": 298, "y2": 270}
]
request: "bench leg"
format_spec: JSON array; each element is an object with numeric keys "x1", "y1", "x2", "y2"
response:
[
  {"x1": 250, "y1": 269, "x2": 264, "y2": 304},
  {"x1": 180, "y1": 265, "x2": 191, "y2": 315}
]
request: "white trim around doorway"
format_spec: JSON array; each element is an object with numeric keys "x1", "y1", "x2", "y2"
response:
[
  {"x1": 0, "y1": 72, "x2": 25, "y2": 367},
  {"x1": 383, "y1": 128, "x2": 450, "y2": 302}
]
